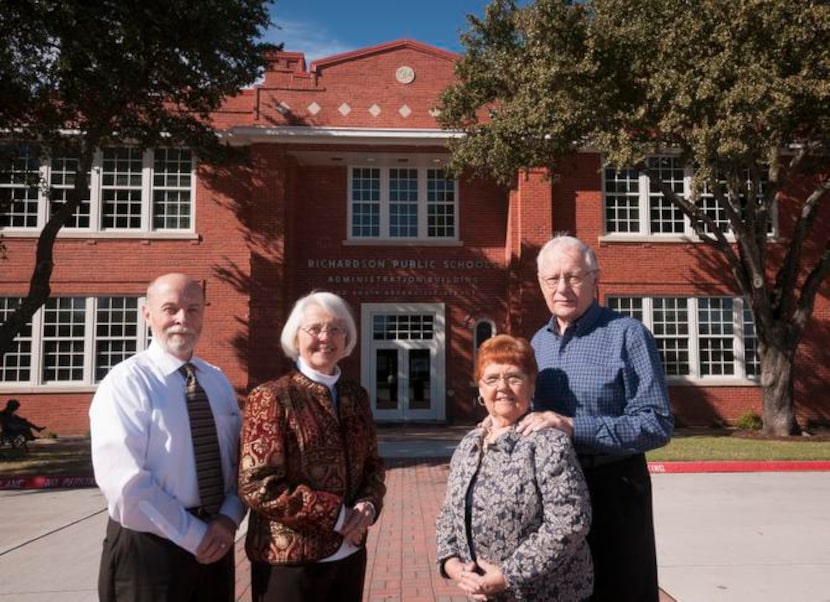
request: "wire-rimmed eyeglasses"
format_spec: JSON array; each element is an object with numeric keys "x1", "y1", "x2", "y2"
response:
[
  {"x1": 538, "y1": 270, "x2": 597, "y2": 289},
  {"x1": 300, "y1": 323, "x2": 346, "y2": 338},
  {"x1": 479, "y1": 373, "x2": 528, "y2": 388}
]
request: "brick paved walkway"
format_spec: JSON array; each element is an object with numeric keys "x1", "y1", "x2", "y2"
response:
[
  {"x1": 232, "y1": 456, "x2": 676, "y2": 601},
  {"x1": 363, "y1": 459, "x2": 459, "y2": 602},
  {"x1": 233, "y1": 459, "x2": 457, "y2": 602}
]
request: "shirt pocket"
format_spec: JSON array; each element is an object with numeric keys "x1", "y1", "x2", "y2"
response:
[{"x1": 580, "y1": 362, "x2": 626, "y2": 414}]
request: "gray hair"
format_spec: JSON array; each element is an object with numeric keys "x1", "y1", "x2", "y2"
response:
[
  {"x1": 280, "y1": 291, "x2": 358, "y2": 361},
  {"x1": 536, "y1": 234, "x2": 599, "y2": 273}
]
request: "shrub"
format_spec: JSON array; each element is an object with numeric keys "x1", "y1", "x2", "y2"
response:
[{"x1": 734, "y1": 411, "x2": 763, "y2": 431}]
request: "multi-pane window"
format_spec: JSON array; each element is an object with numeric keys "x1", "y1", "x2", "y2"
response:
[
  {"x1": 604, "y1": 156, "x2": 773, "y2": 237},
  {"x1": 372, "y1": 314, "x2": 435, "y2": 340},
  {"x1": 102, "y1": 147, "x2": 144, "y2": 229},
  {"x1": 652, "y1": 297, "x2": 690, "y2": 376},
  {"x1": 49, "y1": 155, "x2": 91, "y2": 228},
  {"x1": 427, "y1": 169, "x2": 456, "y2": 238},
  {"x1": 0, "y1": 297, "x2": 33, "y2": 383},
  {"x1": 698, "y1": 170, "x2": 772, "y2": 236},
  {"x1": 389, "y1": 168, "x2": 419, "y2": 237},
  {"x1": 0, "y1": 145, "x2": 195, "y2": 233},
  {"x1": 349, "y1": 166, "x2": 458, "y2": 241},
  {"x1": 42, "y1": 297, "x2": 87, "y2": 382},
  {"x1": 152, "y1": 148, "x2": 193, "y2": 229},
  {"x1": 743, "y1": 304, "x2": 760, "y2": 377},
  {"x1": 604, "y1": 167, "x2": 640, "y2": 234},
  {"x1": 608, "y1": 295, "x2": 759, "y2": 381},
  {"x1": 0, "y1": 296, "x2": 146, "y2": 387},
  {"x1": 0, "y1": 145, "x2": 41, "y2": 228},
  {"x1": 609, "y1": 296, "x2": 643, "y2": 321},
  {"x1": 351, "y1": 168, "x2": 381, "y2": 237},
  {"x1": 95, "y1": 297, "x2": 140, "y2": 381},
  {"x1": 697, "y1": 298, "x2": 735, "y2": 376},
  {"x1": 647, "y1": 157, "x2": 685, "y2": 234}
]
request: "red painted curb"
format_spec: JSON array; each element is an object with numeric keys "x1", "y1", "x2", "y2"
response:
[
  {"x1": 0, "y1": 475, "x2": 97, "y2": 490},
  {"x1": 648, "y1": 461, "x2": 830, "y2": 473}
]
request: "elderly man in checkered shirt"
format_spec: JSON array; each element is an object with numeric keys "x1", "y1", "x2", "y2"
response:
[{"x1": 519, "y1": 234, "x2": 674, "y2": 602}]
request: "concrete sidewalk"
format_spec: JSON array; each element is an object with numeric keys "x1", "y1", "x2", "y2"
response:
[{"x1": 2, "y1": 431, "x2": 830, "y2": 601}]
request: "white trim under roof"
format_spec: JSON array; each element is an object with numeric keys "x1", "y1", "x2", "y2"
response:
[{"x1": 220, "y1": 126, "x2": 460, "y2": 147}]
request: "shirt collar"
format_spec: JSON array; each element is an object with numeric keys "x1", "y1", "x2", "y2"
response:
[
  {"x1": 148, "y1": 339, "x2": 200, "y2": 377},
  {"x1": 547, "y1": 300, "x2": 601, "y2": 337},
  {"x1": 297, "y1": 358, "x2": 341, "y2": 388}
]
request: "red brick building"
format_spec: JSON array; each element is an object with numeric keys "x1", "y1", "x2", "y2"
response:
[{"x1": 2, "y1": 40, "x2": 828, "y2": 435}]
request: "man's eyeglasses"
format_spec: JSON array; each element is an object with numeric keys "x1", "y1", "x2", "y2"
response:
[
  {"x1": 539, "y1": 270, "x2": 596, "y2": 289},
  {"x1": 301, "y1": 323, "x2": 346, "y2": 337},
  {"x1": 479, "y1": 373, "x2": 527, "y2": 388}
]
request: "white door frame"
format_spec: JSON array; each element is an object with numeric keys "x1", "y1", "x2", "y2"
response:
[{"x1": 360, "y1": 303, "x2": 445, "y2": 422}]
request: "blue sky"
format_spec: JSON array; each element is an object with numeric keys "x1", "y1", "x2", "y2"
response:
[{"x1": 262, "y1": 0, "x2": 495, "y2": 63}]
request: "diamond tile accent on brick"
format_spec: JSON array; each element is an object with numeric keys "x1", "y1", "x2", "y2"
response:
[
  {"x1": 339, "y1": 103, "x2": 352, "y2": 116},
  {"x1": 369, "y1": 104, "x2": 382, "y2": 117},
  {"x1": 398, "y1": 104, "x2": 412, "y2": 118},
  {"x1": 307, "y1": 102, "x2": 321, "y2": 115}
]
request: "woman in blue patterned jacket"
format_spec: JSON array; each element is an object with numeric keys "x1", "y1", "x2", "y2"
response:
[{"x1": 436, "y1": 335, "x2": 592, "y2": 601}]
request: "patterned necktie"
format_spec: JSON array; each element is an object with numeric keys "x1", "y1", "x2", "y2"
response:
[{"x1": 180, "y1": 362, "x2": 224, "y2": 515}]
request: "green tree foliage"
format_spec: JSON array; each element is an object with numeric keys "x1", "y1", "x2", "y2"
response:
[
  {"x1": 0, "y1": 0, "x2": 276, "y2": 358},
  {"x1": 440, "y1": 0, "x2": 830, "y2": 435}
]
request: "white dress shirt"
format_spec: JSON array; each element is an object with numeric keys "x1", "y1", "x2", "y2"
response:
[{"x1": 89, "y1": 340, "x2": 244, "y2": 554}]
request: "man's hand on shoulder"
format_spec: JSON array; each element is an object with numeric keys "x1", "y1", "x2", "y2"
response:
[{"x1": 516, "y1": 411, "x2": 574, "y2": 439}]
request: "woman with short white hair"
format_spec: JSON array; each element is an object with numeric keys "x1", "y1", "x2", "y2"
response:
[{"x1": 239, "y1": 291, "x2": 386, "y2": 602}]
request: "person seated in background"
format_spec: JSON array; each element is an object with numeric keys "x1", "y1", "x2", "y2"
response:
[
  {"x1": 1, "y1": 399, "x2": 45, "y2": 441},
  {"x1": 435, "y1": 335, "x2": 593, "y2": 601}
]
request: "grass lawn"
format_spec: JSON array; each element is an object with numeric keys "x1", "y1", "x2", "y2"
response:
[
  {"x1": 647, "y1": 429, "x2": 830, "y2": 462},
  {"x1": 0, "y1": 437, "x2": 92, "y2": 477}
]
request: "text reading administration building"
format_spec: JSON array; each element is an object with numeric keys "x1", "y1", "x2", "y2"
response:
[{"x1": 1, "y1": 40, "x2": 828, "y2": 434}]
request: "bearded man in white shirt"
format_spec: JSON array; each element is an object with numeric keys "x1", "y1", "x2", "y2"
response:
[{"x1": 90, "y1": 273, "x2": 244, "y2": 602}]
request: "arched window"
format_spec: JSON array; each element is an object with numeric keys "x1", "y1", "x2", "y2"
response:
[{"x1": 473, "y1": 319, "x2": 496, "y2": 367}]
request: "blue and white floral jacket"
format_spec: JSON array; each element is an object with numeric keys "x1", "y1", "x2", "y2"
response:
[{"x1": 436, "y1": 426, "x2": 593, "y2": 601}]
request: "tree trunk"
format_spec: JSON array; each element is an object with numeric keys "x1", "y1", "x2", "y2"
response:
[
  {"x1": 759, "y1": 344, "x2": 801, "y2": 436},
  {"x1": 0, "y1": 150, "x2": 92, "y2": 362}
]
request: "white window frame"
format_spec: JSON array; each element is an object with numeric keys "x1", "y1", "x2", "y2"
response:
[
  {"x1": 0, "y1": 295, "x2": 148, "y2": 392},
  {"x1": 347, "y1": 165, "x2": 459, "y2": 243},
  {"x1": 602, "y1": 156, "x2": 777, "y2": 241},
  {"x1": 0, "y1": 144, "x2": 41, "y2": 229},
  {"x1": 608, "y1": 295, "x2": 760, "y2": 385},
  {"x1": 0, "y1": 145, "x2": 197, "y2": 238}
]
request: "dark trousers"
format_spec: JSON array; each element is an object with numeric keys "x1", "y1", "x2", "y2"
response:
[
  {"x1": 98, "y1": 518, "x2": 234, "y2": 602},
  {"x1": 251, "y1": 547, "x2": 367, "y2": 602},
  {"x1": 583, "y1": 453, "x2": 659, "y2": 602}
]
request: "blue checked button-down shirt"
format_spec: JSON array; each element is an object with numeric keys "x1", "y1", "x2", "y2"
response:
[{"x1": 531, "y1": 302, "x2": 674, "y2": 455}]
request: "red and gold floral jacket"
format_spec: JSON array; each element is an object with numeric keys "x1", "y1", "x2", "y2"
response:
[{"x1": 239, "y1": 370, "x2": 386, "y2": 564}]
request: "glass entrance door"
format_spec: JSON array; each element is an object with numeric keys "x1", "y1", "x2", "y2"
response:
[
  {"x1": 361, "y1": 304, "x2": 445, "y2": 422},
  {"x1": 372, "y1": 346, "x2": 434, "y2": 419}
]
